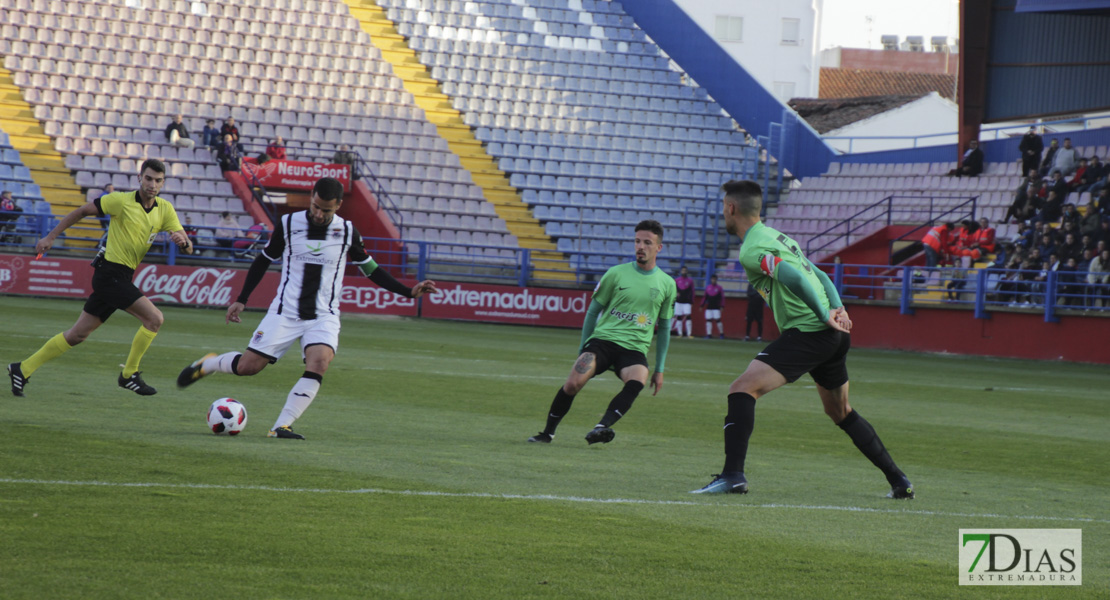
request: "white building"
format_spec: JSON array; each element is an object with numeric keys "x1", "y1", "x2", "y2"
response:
[{"x1": 672, "y1": 0, "x2": 823, "y2": 102}]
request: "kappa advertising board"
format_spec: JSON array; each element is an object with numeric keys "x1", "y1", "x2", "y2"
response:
[{"x1": 243, "y1": 159, "x2": 352, "y2": 192}]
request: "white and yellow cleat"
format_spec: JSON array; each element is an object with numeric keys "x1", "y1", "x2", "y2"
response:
[{"x1": 176, "y1": 353, "x2": 217, "y2": 388}]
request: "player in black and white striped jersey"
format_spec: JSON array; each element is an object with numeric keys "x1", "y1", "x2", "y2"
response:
[{"x1": 177, "y1": 177, "x2": 436, "y2": 439}]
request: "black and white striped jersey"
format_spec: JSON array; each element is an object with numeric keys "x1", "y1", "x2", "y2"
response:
[{"x1": 260, "y1": 211, "x2": 373, "y2": 320}]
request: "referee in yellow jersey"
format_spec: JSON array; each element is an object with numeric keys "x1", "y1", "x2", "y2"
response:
[{"x1": 8, "y1": 159, "x2": 193, "y2": 396}]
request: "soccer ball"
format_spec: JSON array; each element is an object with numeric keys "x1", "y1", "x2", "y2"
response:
[{"x1": 206, "y1": 397, "x2": 248, "y2": 435}]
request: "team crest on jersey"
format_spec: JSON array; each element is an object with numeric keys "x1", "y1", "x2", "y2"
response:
[
  {"x1": 331, "y1": 228, "x2": 342, "y2": 239},
  {"x1": 650, "y1": 287, "x2": 659, "y2": 300},
  {"x1": 252, "y1": 330, "x2": 264, "y2": 344}
]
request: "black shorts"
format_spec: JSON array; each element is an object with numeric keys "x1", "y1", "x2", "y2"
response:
[
  {"x1": 83, "y1": 260, "x2": 142, "y2": 322},
  {"x1": 582, "y1": 338, "x2": 648, "y2": 377},
  {"x1": 753, "y1": 327, "x2": 850, "y2": 389}
]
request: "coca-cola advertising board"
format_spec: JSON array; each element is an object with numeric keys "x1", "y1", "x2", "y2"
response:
[
  {"x1": 0, "y1": 254, "x2": 416, "y2": 317},
  {"x1": 242, "y1": 159, "x2": 352, "y2": 193}
]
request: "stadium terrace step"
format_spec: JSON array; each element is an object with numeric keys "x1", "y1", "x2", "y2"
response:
[
  {"x1": 0, "y1": 65, "x2": 94, "y2": 242},
  {"x1": 342, "y1": 0, "x2": 574, "y2": 281}
]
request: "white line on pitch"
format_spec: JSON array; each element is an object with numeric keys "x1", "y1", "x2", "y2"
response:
[{"x1": 0, "y1": 478, "x2": 1105, "y2": 524}]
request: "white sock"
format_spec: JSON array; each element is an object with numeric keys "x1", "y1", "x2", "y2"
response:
[
  {"x1": 203, "y1": 352, "x2": 241, "y2": 374},
  {"x1": 684, "y1": 320, "x2": 692, "y2": 337},
  {"x1": 705, "y1": 322, "x2": 712, "y2": 336},
  {"x1": 717, "y1": 322, "x2": 725, "y2": 335},
  {"x1": 272, "y1": 375, "x2": 321, "y2": 429}
]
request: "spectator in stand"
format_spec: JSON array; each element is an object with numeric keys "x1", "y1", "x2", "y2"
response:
[
  {"x1": 922, "y1": 222, "x2": 953, "y2": 268},
  {"x1": 1052, "y1": 138, "x2": 1078, "y2": 176},
  {"x1": 1088, "y1": 249, "x2": 1110, "y2": 307},
  {"x1": 1018, "y1": 126, "x2": 1043, "y2": 177},
  {"x1": 1067, "y1": 158, "x2": 1089, "y2": 193},
  {"x1": 1081, "y1": 202, "x2": 1102, "y2": 237},
  {"x1": 214, "y1": 211, "x2": 238, "y2": 250},
  {"x1": 1037, "y1": 190, "x2": 1064, "y2": 224},
  {"x1": 233, "y1": 222, "x2": 267, "y2": 258},
  {"x1": 701, "y1": 274, "x2": 725, "y2": 339},
  {"x1": 216, "y1": 134, "x2": 240, "y2": 173},
  {"x1": 202, "y1": 119, "x2": 220, "y2": 148},
  {"x1": 1088, "y1": 169, "x2": 1110, "y2": 198},
  {"x1": 182, "y1": 215, "x2": 200, "y2": 249},
  {"x1": 266, "y1": 136, "x2": 287, "y2": 160},
  {"x1": 1039, "y1": 139, "x2": 1060, "y2": 177},
  {"x1": 1060, "y1": 203, "x2": 1081, "y2": 229},
  {"x1": 1036, "y1": 233, "x2": 1057, "y2": 259},
  {"x1": 1075, "y1": 156, "x2": 1104, "y2": 194},
  {"x1": 220, "y1": 117, "x2": 242, "y2": 151},
  {"x1": 1058, "y1": 256, "x2": 1082, "y2": 306},
  {"x1": 947, "y1": 139, "x2": 983, "y2": 177},
  {"x1": 1097, "y1": 188, "x2": 1110, "y2": 217},
  {"x1": 0, "y1": 189, "x2": 21, "y2": 242},
  {"x1": 1047, "y1": 170, "x2": 1069, "y2": 201},
  {"x1": 743, "y1": 283, "x2": 764, "y2": 342},
  {"x1": 1005, "y1": 177, "x2": 1043, "y2": 223},
  {"x1": 332, "y1": 144, "x2": 359, "y2": 179},
  {"x1": 972, "y1": 217, "x2": 997, "y2": 257},
  {"x1": 995, "y1": 253, "x2": 1025, "y2": 304},
  {"x1": 1059, "y1": 232, "x2": 1083, "y2": 263},
  {"x1": 164, "y1": 114, "x2": 195, "y2": 149}
]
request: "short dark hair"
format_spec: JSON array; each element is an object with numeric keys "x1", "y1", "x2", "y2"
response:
[
  {"x1": 313, "y1": 177, "x2": 345, "y2": 202},
  {"x1": 721, "y1": 179, "x2": 762, "y2": 216},
  {"x1": 635, "y1": 219, "x2": 664, "y2": 239},
  {"x1": 140, "y1": 158, "x2": 165, "y2": 175}
]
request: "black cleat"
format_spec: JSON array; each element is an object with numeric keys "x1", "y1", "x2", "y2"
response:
[
  {"x1": 177, "y1": 353, "x2": 216, "y2": 388},
  {"x1": 887, "y1": 476, "x2": 915, "y2": 499},
  {"x1": 118, "y1": 371, "x2": 157, "y2": 395},
  {"x1": 8, "y1": 362, "x2": 27, "y2": 397},
  {"x1": 527, "y1": 432, "x2": 553, "y2": 443},
  {"x1": 268, "y1": 425, "x2": 305, "y2": 440},
  {"x1": 585, "y1": 426, "x2": 615, "y2": 445},
  {"x1": 690, "y1": 472, "x2": 749, "y2": 494}
]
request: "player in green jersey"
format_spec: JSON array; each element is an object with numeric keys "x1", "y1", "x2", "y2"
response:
[
  {"x1": 528, "y1": 220, "x2": 677, "y2": 445},
  {"x1": 8, "y1": 159, "x2": 192, "y2": 397},
  {"x1": 692, "y1": 180, "x2": 913, "y2": 499}
]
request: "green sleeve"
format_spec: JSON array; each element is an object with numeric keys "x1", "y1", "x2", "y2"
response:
[
  {"x1": 356, "y1": 257, "x2": 381, "y2": 276},
  {"x1": 654, "y1": 318, "x2": 671, "y2": 373},
  {"x1": 776, "y1": 262, "x2": 830, "y2": 323},
  {"x1": 809, "y1": 260, "x2": 842, "y2": 309},
  {"x1": 579, "y1": 299, "x2": 604, "y2": 353}
]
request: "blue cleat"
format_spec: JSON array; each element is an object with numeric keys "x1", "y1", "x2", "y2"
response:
[{"x1": 690, "y1": 472, "x2": 749, "y2": 494}]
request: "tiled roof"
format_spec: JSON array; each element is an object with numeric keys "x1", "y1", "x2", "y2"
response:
[
  {"x1": 788, "y1": 95, "x2": 923, "y2": 134},
  {"x1": 819, "y1": 68, "x2": 957, "y2": 100}
]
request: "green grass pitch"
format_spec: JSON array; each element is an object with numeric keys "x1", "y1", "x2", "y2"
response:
[{"x1": 0, "y1": 295, "x2": 1106, "y2": 599}]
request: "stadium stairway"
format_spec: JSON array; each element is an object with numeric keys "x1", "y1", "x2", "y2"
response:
[
  {"x1": 0, "y1": 65, "x2": 95, "y2": 242},
  {"x1": 341, "y1": 0, "x2": 574, "y2": 281}
]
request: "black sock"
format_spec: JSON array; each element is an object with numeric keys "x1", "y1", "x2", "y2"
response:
[
  {"x1": 598, "y1": 380, "x2": 644, "y2": 427},
  {"x1": 837, "y1": 410, "x2": 905, "y2": 487},
  {"x1": 723, "y1": 392, "x2": 756, "y2": 474},
  {"x1": 542, "y1": 387, "x2": 576, "y2": 436},
  {"x1": 756, "y1": 321, "x2": 763, "y2": 337},
  {"x1": 230, "y1": 353, "x2": 241, "y2": 376}
]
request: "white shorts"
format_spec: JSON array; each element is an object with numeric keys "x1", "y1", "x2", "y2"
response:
[
  {"x1": 705, "y1": 309, "x2": 721, "y2": 321},
  {"x1": 674, "y1": 303, "x2": 692, "y2": 317},
  {"x1": 247, "y1": 311, "x2": 341, "y2": 363}
]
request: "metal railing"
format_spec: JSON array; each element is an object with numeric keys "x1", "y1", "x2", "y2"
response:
[{"x1": 806, "y1": 194, "x2": 978, "y2": 259}]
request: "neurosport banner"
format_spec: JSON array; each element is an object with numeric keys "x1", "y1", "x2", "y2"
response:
[
  {"x1": 0, "y1": 255, "x2": 592, "y2": 326},
  {"x1": 241, "y1": 159, "x2": 353, "y2": 193}
]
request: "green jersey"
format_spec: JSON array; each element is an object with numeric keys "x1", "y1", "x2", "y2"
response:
[
  {"x1": 97, "y1": 191, "x2": 183, "y2": 270},
  {"x1": 738, "y1": 221, "x2": 832, "y2": 332},
  {"x1": 588, "y1": 262, "x2": 677, "y2": 355}
]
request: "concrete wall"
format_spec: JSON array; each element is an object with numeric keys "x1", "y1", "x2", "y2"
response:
[
  {"x1": 824, "y1": 93, "x2": 959, "y2": 153},
  {"x1": 671, "y1": 0, "x2": 822, "y2": 102}
]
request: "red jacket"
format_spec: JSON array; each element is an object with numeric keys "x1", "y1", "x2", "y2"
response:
[
  {"x1": 266, "y1": 144, "x2": 286, "y2": 160},
  {"x1": 974, "y1": 227, "x2": 996, "y2": 252},
  {"x1": 923, "y1": 225, "x2": 949, "y2": 252}
]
